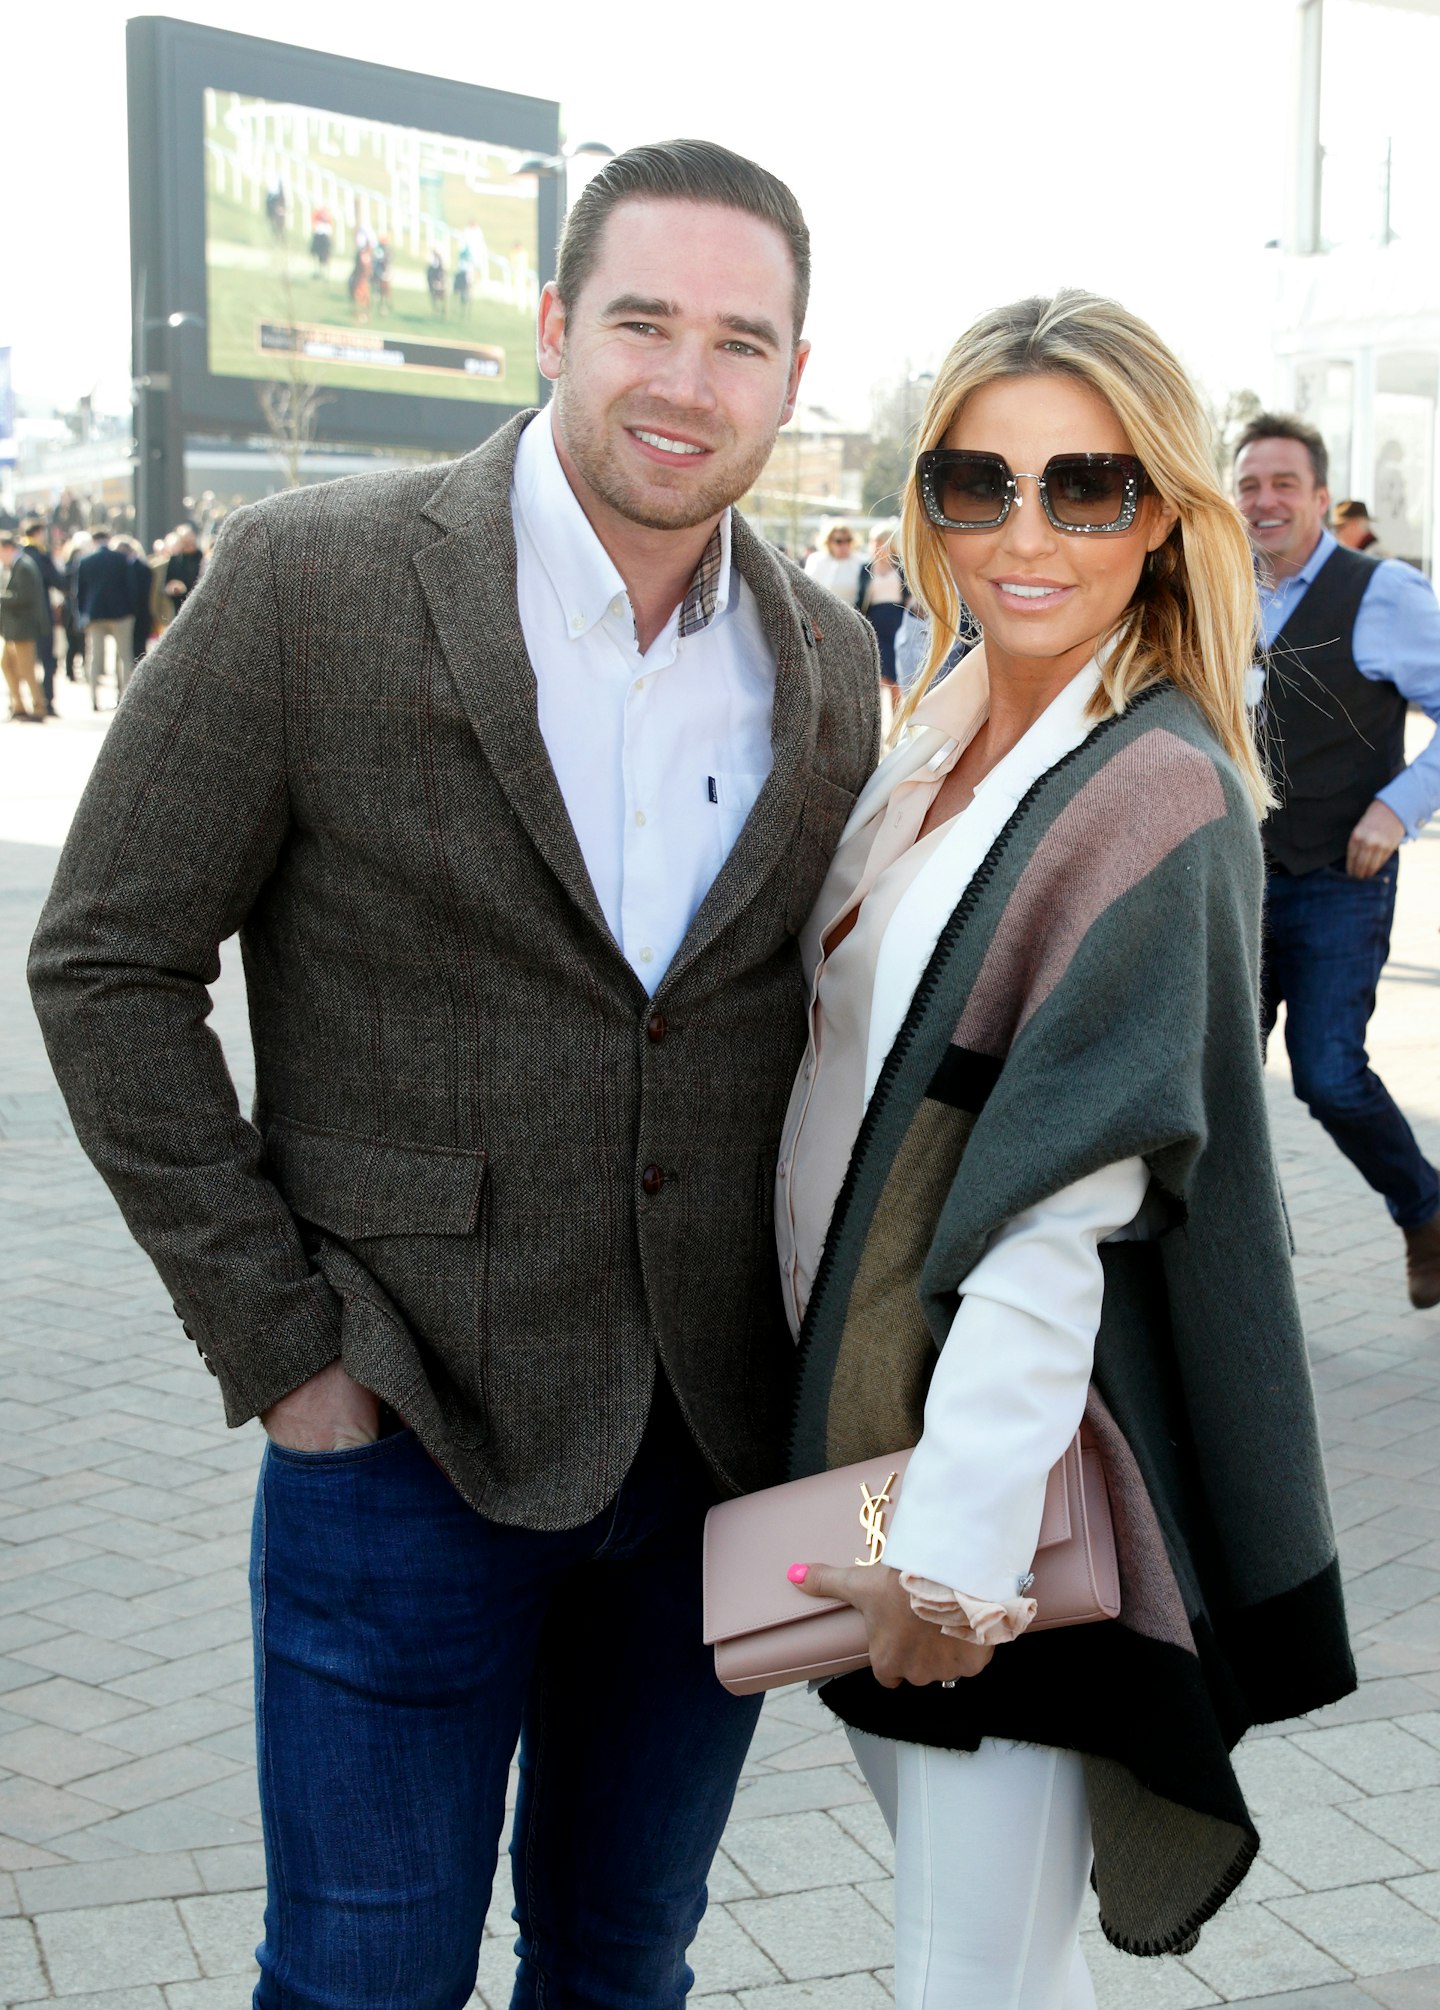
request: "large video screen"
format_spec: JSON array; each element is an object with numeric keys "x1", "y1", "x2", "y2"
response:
[{"x1": 203, "y1": 89, "x2": 540, "y2": 408}]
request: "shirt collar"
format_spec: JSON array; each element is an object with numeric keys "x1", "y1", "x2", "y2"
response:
[
  {"x1": 1263, "y1": 526, "x2": 1335, "y2": 600},
  {"x1": 678, "y1": 518, "x2": 728, "y2": 637},
  {"x1": 912, "y1": 642, "x2": 1104, "y2": 804},
  {"x1": 512, "y1": 402, "x2": 733, "y2": 644}
]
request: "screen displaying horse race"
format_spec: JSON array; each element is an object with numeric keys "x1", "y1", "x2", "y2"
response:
[{"x1": 202, "y1": 89, "x2": 541, "y2": 407}]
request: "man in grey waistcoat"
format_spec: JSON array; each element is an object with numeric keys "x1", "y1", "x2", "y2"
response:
[{"x1": 29, "y1": 140, "x2": 879, "y2": 2008}]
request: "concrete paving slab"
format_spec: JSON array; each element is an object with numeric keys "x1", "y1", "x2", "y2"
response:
[
  {"x1": 1357, "y1": 1965, "x2": 1440, "y2": 2007},
  {"x1": 1268, "y1": 1883, "x2": 1440, "y2": 1974},
  {"x1": 35, "y1": 1897, "x2": 201, "y2": 1993},
  {"x1": 0, "y1": 1918, "x2": 48, "y2": 2005},
  {"x1": 1181, "y1": 1901, "x2": 1349, "y2": 1997}
]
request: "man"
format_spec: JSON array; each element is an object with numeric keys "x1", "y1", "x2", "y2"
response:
[
  {"x1": 30, "y1": 140, "x2": 879, "y2": 2008},
  {"x1": 19, "y1": 519, "x2": 65, "y2": 715},
  {"x1": 161, "y1": 521, "x2": 202, "y2": 610},
  {"x1": 1234, "y1": 413, "x2": 1440, "y2": 1308},
  {"x1": 0, "y1": 528, "x2": 47, "y2": 721},
  {"x1": 74, "y1": 525, "x2": 139, "y2": 707},
  {"x1": 1333, "y1": 497, "x2": 1388, "y2": 556}
]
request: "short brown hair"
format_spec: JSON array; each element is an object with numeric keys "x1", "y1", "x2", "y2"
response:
[
  {"x1": 20, "y1": 518, "x2": 45, "y2": 540},
  {"x1": 1234, "y1": 411, "x2": 1328, "y2": 489},
  {"x1": 555, "y1": 138, "x2": 810, "y2": 339}
]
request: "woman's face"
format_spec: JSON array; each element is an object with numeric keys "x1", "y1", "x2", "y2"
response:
[
  {"x1": 826, "y1": 529, "x2": 854, "y2": 560},
  {"x1": 938, "y1": 373, "x2": 1176, "y2": 684}
]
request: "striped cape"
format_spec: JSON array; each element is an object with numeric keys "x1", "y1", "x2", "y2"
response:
[{"x1": 788, "y1": 683, "x2": 1355, "y2": 1956}]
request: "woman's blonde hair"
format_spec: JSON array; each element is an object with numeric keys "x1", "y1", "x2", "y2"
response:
[{"x1": 895, "y1": 290, "x2": 1270, "y2": 814}]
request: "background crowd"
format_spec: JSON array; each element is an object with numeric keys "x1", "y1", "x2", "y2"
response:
[
  {"x1": 0, "y1": 484, "x2": 1417, "y2": 735},
  {"x1": 1, "y1": 494, "x2": 217, "y2": 722}
]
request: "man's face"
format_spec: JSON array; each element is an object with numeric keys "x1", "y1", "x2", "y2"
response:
[
  {"x1": 538, "y1": 198, "x2": 809, "y2": 533},
  {"x1": 1234, "y1": 437, "x2": 1330, "y2": 573}
]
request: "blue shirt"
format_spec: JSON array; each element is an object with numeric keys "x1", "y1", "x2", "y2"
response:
[{"x1": 1258, "y1": 528, "x2": 1440, "y2": 839}]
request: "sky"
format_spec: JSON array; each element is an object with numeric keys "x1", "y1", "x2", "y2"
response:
[{"x1": 6, "y1": 0, "x2": 1299, "y2": 434}]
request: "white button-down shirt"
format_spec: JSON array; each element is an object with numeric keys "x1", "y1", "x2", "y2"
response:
[{"x1": 511, "y1": 406, "x2": 778, "y2": 994}]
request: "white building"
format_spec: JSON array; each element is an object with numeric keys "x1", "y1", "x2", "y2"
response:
[{"x1": 1274, "y1": 0, "x2": 1440, "y2": 571}]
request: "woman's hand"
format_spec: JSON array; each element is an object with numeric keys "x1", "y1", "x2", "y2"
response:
[{"x1": 792, "y1": 1562, "x2": 995, "y2": 1689}]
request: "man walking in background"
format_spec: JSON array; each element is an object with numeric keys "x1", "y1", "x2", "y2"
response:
[
  {"x1": 19, "y1": 519, "x2": 64, "y2": 715},
  {"x1": 30, "y1": 139, "x2": 878, "y2": 2007},
  {"x1": 75, "y1": 525, "x2": 139, "y2": 708},
  {"x1": 1234, "y1": 413, "x2": 1440, "y2": 1309},
  {"x1": 1, "y1": 528, "x2": 48, "y2": 722},
  {"x1": 161, "y1": 521, "x2": 203, "y2": 610},
  {"x1": 1333, "y1": 497, "x2": 1387, "y2": 556}
]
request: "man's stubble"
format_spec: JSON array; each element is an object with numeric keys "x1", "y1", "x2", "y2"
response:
[{"x1": 552, "y1": 374, "x2": 782, "y2": 534}]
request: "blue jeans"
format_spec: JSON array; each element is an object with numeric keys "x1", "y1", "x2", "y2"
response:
[
  {"x1": 250, "y1": 1379, "x2": 763, "y2": 2009},
  {"x1": 1261, "y1": 857, "x2": 1439, "y2": 1230}
]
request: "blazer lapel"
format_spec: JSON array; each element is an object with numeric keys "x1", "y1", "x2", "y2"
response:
[
  {"x1": 411, "y1": 414, "x2": 617, "y2": 951},
  {"x1": 659, "y1": 513, "x2": 823, "y2": 994}
]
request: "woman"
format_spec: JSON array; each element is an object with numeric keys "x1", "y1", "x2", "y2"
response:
[
  {"x1": 856, "y1": 523, "x2": 909, "y2": 689},
  {"x1": 778, "y1": 292, "x2": 1354, "y2": 2007},
  {"x1": 804, "y1": 521, "x2": 863, "y2": 601}
]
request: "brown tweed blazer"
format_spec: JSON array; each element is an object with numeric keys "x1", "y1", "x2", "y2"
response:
[{"x1": 28, "y1": 414, "x2": 880, "y2": 1529}]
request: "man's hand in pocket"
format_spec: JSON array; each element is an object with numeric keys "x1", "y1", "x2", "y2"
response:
[{"x1": 261, "y1": 1360, "x2": 380, "y2": 1450}]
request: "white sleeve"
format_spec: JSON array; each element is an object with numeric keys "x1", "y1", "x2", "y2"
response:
[{"x1": 881, "y1": 1156, "x2": 1151, "y2": 1603}]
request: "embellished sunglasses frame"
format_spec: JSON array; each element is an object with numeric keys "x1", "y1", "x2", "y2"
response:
[{"x1": 917, "y1": 450, "x2": 1151, "y2": 536}]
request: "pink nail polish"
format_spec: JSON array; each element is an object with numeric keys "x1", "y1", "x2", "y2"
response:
[{"x1": 787, "y1": 1564, "x2": 808, "y2": 1585}]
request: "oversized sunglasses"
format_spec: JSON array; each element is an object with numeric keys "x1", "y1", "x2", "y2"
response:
[{"x1": 917, "y1": 450, "x2": 1150, "y2": 534}]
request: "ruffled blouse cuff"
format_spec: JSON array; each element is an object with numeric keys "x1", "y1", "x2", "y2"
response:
[{"x1": 897, "y1": 1572, "x2": 1038, "y2": 1646}]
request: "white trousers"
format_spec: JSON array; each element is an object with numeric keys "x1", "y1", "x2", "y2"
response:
[{"x1": 850, "y1": 1730, "x2": 1097, "y2": 2010}]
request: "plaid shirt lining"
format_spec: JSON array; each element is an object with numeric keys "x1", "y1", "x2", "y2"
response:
[{"x1": 678, "y1": 522, "x2": 725, "y2": 640}]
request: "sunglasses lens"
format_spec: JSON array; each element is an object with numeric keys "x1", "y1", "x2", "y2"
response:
[
  {"x1": 1045, "y1": 457, "x2": 1133, "y2": 528},
  {"x1": 926, "y1": 454, "x2": 1008, "y2": 527}
]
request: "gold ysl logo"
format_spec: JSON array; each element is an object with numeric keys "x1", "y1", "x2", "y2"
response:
[{"x1": 855, "y1": 1472, "x2": 897, "y2": 1567}]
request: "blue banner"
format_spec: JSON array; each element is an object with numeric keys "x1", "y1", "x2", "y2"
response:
[{"x1": 0, "y1": 347, "x2": 14, "y2": 466}]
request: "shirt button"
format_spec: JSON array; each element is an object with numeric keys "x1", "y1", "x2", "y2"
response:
[
  {"x1": 610, "y1": 596, "x2": 625, "y2": 618},
  {"x1": 641, "y1": 1164, "x2": 664, "y2": 1196},
  {"x1": 634, "y1": 810, "x2": 647, "y2": 827},
  {"x1": 647, "y1": 1011, "x2": 668, "y2": 1043},
  {"x1": 639, "y1": 947, "x2": 654, "y2": 964},
  {"x1": 777, "y1": 1157, "x2": 789, "y2": 1177},
  {"x1": 570, "y1": 613, "x2": 585, "y2": 632},
  {"x1": 634, "y1": 678, "x2": 646, "y2": 693}
]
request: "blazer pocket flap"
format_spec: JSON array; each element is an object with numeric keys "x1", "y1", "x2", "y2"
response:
[{"x1": 265, "y1": 1117, "x2": 487, "y2": 1238}]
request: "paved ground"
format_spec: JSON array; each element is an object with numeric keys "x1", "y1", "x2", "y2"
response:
[{"x1": 1, "y1": 678, "x2": 1439, "y2": 2009}]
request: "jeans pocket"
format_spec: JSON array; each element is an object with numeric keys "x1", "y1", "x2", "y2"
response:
[{"x1": 263, "y1": 1428, "x2": 416, "y2": 1471}]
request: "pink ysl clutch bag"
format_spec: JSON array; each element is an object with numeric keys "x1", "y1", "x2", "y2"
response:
[{"x1": 702, "y1": 1427, "x2": 1121, "y2": 1696}]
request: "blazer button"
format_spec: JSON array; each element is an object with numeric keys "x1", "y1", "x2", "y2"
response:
[
  {"x1": 646, "y1": 1011, "x2": 668, "y2": 1043},
  {"x1": 641, "y1": 1164, "x2": 665, "y2": 1196}
]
